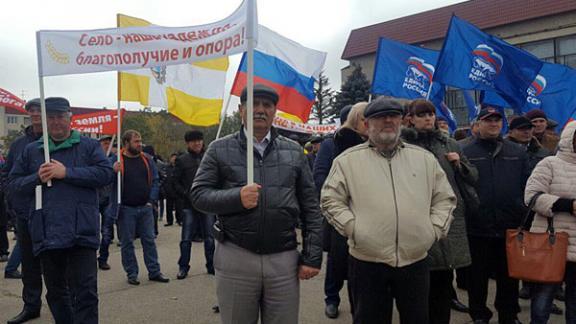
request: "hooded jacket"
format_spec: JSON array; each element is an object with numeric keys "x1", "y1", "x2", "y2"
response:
[
  {"x1": 525, "y1": 121, "x2": 576, "y2": 261},
  {"x1": 321, "y1": 141, "x2": 456, "y2": 267}
]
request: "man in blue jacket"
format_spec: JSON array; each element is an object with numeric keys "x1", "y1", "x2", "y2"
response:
[
  {"x1": 113, "y1": 129, "x2": 169, "y2": 285},
  {"x1": 9, "y1": 97, "x2": 114, "y2": 324},
  {"x1": 2, "y1": 98, "x2": 44, "y2": 324}
]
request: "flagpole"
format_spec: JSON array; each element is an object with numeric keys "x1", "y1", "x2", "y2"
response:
[
  {"x1": 368, "y1": 94, "x2": 372, "y2": 103},
  {"x1": 246, "y1": 0, "x2": 256, "y2": 185},
  {"x1": 215, "y1": 92, "x2": 232, "y2": 140},
  {"x1": 425, "y1": 82, "x2": 434, "y2": 101},
  {"x1": 106, "y1": 134, "x2": 116, "y2": 157},
  {"x1": 116, "y1": 15, "x2": 123, "y2": 204},
  {"x1": 35, "y1": 32, "x2": 52, "y2": 191}
]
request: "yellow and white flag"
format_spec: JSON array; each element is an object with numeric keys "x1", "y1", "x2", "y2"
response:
[{"x1": 118, "y1": 14, "x2": 229, "y2": 126}]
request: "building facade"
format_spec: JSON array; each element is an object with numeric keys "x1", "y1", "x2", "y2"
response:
[{"x1": 341, "y1": 0, "x2": 576, "y2": 125}]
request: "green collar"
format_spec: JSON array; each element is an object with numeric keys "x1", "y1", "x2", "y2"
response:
[{"x1": 38, "y1": 130, "x2": 81, "y2": 153}]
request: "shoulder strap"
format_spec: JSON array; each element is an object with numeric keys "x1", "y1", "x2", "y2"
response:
[{"x1": 520, "y1": 192, "x2": 545, "y2": 231}]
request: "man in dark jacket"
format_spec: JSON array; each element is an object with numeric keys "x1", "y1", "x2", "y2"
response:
[
  {"x1": 506, "y1": 115, "x2": 551, "y2": 171},
  {"x1": 96, "y1": 135, "x2": 116, "y2": 271},
  {"x1": 113, "y1": 130, "x2": 169, "y2": 286},
  {"x1": 9, "y1": 97, "x2": 114, "y2": 324},
  {"x1": 462, "y1": 107, "x2": 531, "y2": 324},
  {"x1": 2, "y1": 98, "x2": 44, "y2": 324},
  {"x1": 190, "y1": 84, "x2": 323, "y2": 324},
  {"x1": 163, "y1": 153, "x2": 179, "y2": 226},
  {"x1": 175, "y1": 130, "x2": 215, "y2": 279}
]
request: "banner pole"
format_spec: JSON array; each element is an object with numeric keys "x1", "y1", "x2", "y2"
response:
[
  {"x1": 246, "y1": 0, "x2": 256, "y2": 185},
  {"x1": 35, "y1": 32, "x2": 52, "y2": 190},
  {"x1": 116, "y1": 98, "x2": 122, "y2": 204},
  {"x1": 368, "y1": 94, "x2": 372, "y2": 103},
  {"x1": 106, "y1": 134, "x2": 116, "y2": 157},
  {"x1": 215, "y1": 92, "x2": 232, "y2": 140},
  {"x1": 425, "y1": 82, "x2": 434, "y2": 101}
]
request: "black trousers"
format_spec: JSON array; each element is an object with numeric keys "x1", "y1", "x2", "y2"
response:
[
  {"x1": 467, "y1": 236, "x2": 520, "y2": 323},
  {"x1": 324, "y1": 227, "x2": 353, "y2": 310},
  {"x1": 349, "y1": 256, "x2": 429, "y2": 324},
  {"x1": 165, "y1": 197, "x2": 177, "y2": 225},
  {"x1": 429, "y1": 269, "x2": 453, "y2": 324},
  {"x1": 0, "y1": 209, "x2": 8, "y2": 255},
  {"x1": 15, "y1": 217, "x2": 43, "y2": 312},
  {"x1": 41, "y1": 246, "x2": 98, "y2": 324}
]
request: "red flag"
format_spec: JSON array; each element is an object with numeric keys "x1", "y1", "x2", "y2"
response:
[
  {"x1": 71, "y1": 109, "x2": 124, "y2": 135},
  {"x1": 0, "y1": 88, "x2": 27, "y2": 113}
]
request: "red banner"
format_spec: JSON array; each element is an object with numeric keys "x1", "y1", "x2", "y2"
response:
[
  {"x1": 0, "y1": 88, "x2": 27, "y2": 113},
  {"x1": 71, "y1": 109, "x2": 124, "y2": 135}
]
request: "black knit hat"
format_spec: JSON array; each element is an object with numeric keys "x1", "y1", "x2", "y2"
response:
[{"x1": 184, "y1": 130, "x2": 204, "y2": 142}]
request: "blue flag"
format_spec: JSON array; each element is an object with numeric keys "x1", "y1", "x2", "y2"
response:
[
  {"x1": 372, "y1": 37, "x2": 445, "y2": 104},
  {"x1": 433, "y1": 15, "x2": 543, "y2": 109},
  {"x1": 483, "y1": 62, "x2": 576, "y2": 129},
  {"x1": 463, "y1": 90, "x2": 480, "y2": 123}
]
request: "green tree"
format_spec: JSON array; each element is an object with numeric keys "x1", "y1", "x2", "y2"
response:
[
  {"x1": 312, "y1": 72, "x2": 335, "y2": 124},
  {"x1": 331, "y1": 63, "x2": 371, "y2": 119}
]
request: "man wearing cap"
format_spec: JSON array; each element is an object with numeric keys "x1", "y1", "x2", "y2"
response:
[
  {"x1": 462, "y1": 106, "x2": 531, "y2": 324},
  {"x1": 321, "y1": 97, "x2": 456, "y2": 323},
  {"x1": 525, "y1": 109, "x2": 560, "y2": 152},
  {"x1": 306, "y1": 134, "x2": 323, "y2": 171},
  {"x1": 507, "y1": 115, "x2": 551, "y2": 171},
  {"x1": 9, "y1": 97, "x2": 114, "y2": 324},
  {"x1": 2, "y1": 98, "x2": 45, "y2": 324},
  {"x1": 174, "y1": 130, "x2": 215, "y2": 279},
  {"x1": 190, "y1": 84, "x2": 323, "y2": 324}
]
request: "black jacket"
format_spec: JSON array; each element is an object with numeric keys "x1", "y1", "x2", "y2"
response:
[
  {"x1": 173, "y1": 150, "x2": 204, "y2": 208},
  {"x1": 506, "y1": 135, "x2": 551, "y2": 172},
  {"x1": 190, "y1": 128, "x2": 323, "y2": 268},
  {"x1": 1, "y1": 126, "x2": 41, "y2": 219},
  {"x1": 462, "y1": 137, "x2": 531, "y2": 237}
]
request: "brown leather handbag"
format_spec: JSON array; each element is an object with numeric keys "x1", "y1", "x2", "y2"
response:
[{"x1": 506, "y1": 192, "x2": 569, "y2": 283}]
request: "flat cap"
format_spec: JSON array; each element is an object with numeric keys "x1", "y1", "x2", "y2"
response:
[
  {"x1": 240, "y1": 84, "x2": 279, "y2": 105},
  {"x1": 509, "y1": 116, "x2": 533, "y2": 130},
  {"x1": 363, "y1": 97, "x2": 404, "y2": 119},
  {"x1": 45, "y1": 97, "x2": 71, "y2": 114},
  {"x1": 25, "y1": 98, "x2": 41, "y2": 111}
]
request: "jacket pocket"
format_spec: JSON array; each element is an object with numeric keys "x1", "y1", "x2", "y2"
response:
[
  {"x1": 75, "y1": 203, "x2": 100, "y2": 237},
  {"x1": 29, "y1": 209, "x2": 45, "y2": 244}
]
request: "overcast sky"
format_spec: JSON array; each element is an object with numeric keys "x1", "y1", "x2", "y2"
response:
[{"x1": 0, "y1": 0, "x2": 464, "y2": 112}]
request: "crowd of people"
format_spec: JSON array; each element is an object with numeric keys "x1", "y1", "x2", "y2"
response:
[{"x1": 0, "y1": 84, "x2": 574, "y2": 324}]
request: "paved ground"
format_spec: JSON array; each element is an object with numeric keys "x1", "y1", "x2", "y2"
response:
[{"x1": 0, "y1": 224, "x2": 565, "y2": 323}]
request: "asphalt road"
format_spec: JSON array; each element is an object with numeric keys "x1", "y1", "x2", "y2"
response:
[{"x1": 0, "y1": 224, "x2": 565, "y2": 323}]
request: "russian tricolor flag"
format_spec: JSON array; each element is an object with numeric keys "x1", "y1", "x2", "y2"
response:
[{"x1": 231, "y1": 25, "x2": 327, "y2": 123}]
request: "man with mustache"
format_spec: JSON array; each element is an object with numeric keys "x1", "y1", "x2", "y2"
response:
[
  {"x1": 321, "y1": 97, "x2": 456, "y2": 324},
  {"x1": 190, "y1": 84, "x2": 323, "y2": 324}
]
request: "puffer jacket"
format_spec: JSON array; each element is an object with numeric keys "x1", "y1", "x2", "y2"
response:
[
  {"x1": 190, "y1": 128, "x2": 323, "y2": 268},
  {"x1": 402, "y1": 128, "x2": 476, "y2": 270},
  {"x1": 462, "y1": 137, "x2": 531, "y2": 237},
  {"x1": 525, "y1": 121, "x2": 576, "y2": 261},
  {"x1": 321, "y1": 141, "x2": 456, "y2": 267}
]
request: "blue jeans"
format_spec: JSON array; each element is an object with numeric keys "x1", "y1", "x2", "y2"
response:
[
  {"x1": 178, "y1": 209, "x2": 215, "y2": 273},
  {"x1": 5, "y1": 240, "x2": 22, "y2": 273},
  {"x1": 117, "y1": 205, "x2": 161, "y2": 279},
  {"x1": 532, "y1": 262, "x2": 576, "y2": 324}
]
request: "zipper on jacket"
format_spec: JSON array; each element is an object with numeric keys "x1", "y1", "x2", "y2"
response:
[{"x1": 387, "y1": 158, "x2": 400, "y2": 267}]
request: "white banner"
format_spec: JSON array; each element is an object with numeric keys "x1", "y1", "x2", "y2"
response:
[
  {"x1": 37, "y1": 0, "x2": 256, "y2": 76},
  {"x1": 273, "y1": 115, "x2": 339, "y2": 135}
]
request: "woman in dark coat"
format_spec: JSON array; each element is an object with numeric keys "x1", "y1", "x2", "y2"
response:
[{"x1": 401, "y1": 99, "x2": 478, "y2": 324}]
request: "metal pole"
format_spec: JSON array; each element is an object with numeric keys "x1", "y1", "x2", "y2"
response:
[
  {"x1": 245, "y1": 0, "x2": 256, "y2": 185},
  {"x1": 35, "y1": 31, "x2": 51, "y2": 191},
  {"x1": 215, "y1": 92, "x2": 232, "y2": 140},
  {"x1": 425, "y1": 82, "x2": 434, "y2": 101}
]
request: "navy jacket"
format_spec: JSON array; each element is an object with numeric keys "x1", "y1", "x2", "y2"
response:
[
  {"x1": 9, "y1": 134, "x2": 114, "y2": 255},
  {"x1": 312, "y1": 135, "x2": 335, "y2": 195},
  {"x1": 462, "y1": 137, "x2": 531, "y2": 237},
  {"x1": 1, "y1": 126, "x2": 41, "y2": 218}
]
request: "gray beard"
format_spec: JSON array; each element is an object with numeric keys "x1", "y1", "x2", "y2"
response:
[{"x1": 369, "y1": 130, "x2": 400, "y2": 149}]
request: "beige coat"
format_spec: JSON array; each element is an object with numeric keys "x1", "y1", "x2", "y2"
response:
[
  {"x1": 321, "y1": 141, "x2": 456, "y2": 267},
  {"x1": 525, "y1": 121, "x2": 576, "y2": 261}
]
